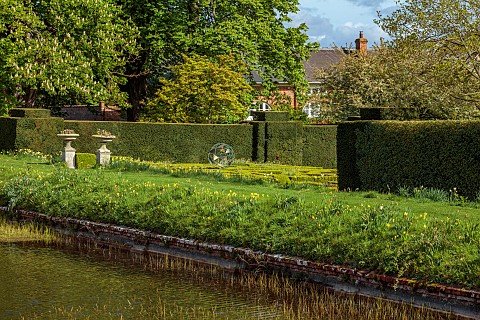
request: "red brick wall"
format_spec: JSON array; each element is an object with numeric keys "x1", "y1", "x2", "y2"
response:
[
  {"x1": 61, "y1": 105, "x2": 122, "y2": 121},
  {"x1": 253, "y1": 84, "x2": 298, "y2": 109}
]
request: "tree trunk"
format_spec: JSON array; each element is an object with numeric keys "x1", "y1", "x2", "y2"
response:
[
  {"x1": 187, "y1": 0, "x2": 200, "y2": 35},
  {"x1": 22, "y1": 87, "x2": 37, "y2": 108},
  {"x1": 125, "y1": 74, "x2": 147, "y2": 122}
]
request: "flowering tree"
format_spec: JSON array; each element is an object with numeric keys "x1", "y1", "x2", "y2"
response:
[{"x1": 0, "y1": 0, "x2": 138, "y2": 112}]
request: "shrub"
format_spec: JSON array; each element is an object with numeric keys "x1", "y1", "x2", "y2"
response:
[{"x1": 76, "y1": 153, "x2": 96, "y2": 169}]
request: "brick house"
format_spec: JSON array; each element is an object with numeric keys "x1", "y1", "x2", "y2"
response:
[{"x1": 252, "y1": 32, "x2": 368, "y2": 110}]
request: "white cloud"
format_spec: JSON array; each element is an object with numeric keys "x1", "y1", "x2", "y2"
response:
[{"x1": 289, "y1": 1, "x2": 397, "y2": 47}]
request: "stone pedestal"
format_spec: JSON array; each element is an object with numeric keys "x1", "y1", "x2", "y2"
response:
[
  {"x1": 92, "y1": 135, "x2": 115, "y2": 165},
  {"x1": 57, "y1": 134, "x2": 79, "y2": 169}
]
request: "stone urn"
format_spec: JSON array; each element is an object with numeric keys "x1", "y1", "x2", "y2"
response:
[
  {"x1": 57, "y1": 132, "x2": 79, "y2": 169},
  {"x1": 92, "y1": 133, "x2": 116, "y2": 165}
]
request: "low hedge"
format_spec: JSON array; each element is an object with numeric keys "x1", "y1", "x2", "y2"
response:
[
  {"x1": 75, "y1": 153, "x2": 96, "y2": 169},
  {"x1": 338, "y1": 120, "x2": 480, "y2": 198}
]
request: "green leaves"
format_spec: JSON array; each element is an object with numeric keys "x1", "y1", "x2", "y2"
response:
[
  {"x1": 144, "y1": 54, "x2": 253, "y2": 123},
  {"x1": 375, "y1": 0, "x2": 480, "y2": 116},
  {"x1": 116, "y1": 0, "x2": 315, "y2": 119},
  {"x1": 0, "y1": 0, "x2": 139, "y2": 108}
]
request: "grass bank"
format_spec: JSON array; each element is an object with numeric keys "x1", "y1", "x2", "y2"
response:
[{"x1": 0, "y1": 152, "x2": 479, "y2": 289}]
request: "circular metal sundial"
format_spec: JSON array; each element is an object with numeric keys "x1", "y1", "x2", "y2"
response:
[{"x1": 208, "y1": 143, "x2": 235, "y2": 168}]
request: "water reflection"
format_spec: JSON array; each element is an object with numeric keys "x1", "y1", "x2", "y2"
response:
[
  {"x1": 0, "y1": 243, "x2": 281, "y2": 319},
  {"x1": 0, "y1": 241, "x2": 470, "y2": 320}
]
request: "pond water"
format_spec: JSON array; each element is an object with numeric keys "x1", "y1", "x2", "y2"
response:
[
  {"x1": 0, "y1": 243, "x2": 283, "y2": 319},
  {"x1": 0, "y1": 241, "x2": 469, "y2": 320}
]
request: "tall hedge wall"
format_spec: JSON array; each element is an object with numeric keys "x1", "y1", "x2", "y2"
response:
[
  {"x1": 0, "y1": 110, "x2": 338, "y2": 167},
  {"x1": 337, "y1": 121, "x2": 369, "y2": 191},
  {"x1": 250, "y1": 122, "x2": 266, "y2": 162},
  {"x1": 303, "y1": 125, "x2": 337, "y2": 168},
  {"x1": 264, "y1": 121, "x2": 303, "y2": 165},
  {"x1": 0, "y1": 117, "x2": 63, "y2": 155},
  {"x1": 65, "y1": 121, "x2": 254, "y2": 163},
  {"x1": 338, "y1": 120, "x2": 480, "y2": 198},
  {"x1": 0, "y1": 118, "x2": 17, "y2": 151}
]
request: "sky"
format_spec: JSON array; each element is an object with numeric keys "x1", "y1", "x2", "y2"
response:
[{"x1": 291, "y1": 0, "x2": 399, "y2": 48}]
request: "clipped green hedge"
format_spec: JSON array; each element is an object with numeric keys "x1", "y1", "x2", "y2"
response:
[
  {"x1": 338, "y1": 120, "x2": 480, "y2": 198},
  {"x1": 265, "y1": 121, "x2": 303, "y2": 165},
  {"x1": 302, "y1": 125, "x2": 337, "y2": 168},
  {"x1": 250, "y1": 121, "x2": 266, "y2": 162},
  {"x1": 75, "y1": 153, "x2": 96, "y2": 169},
  {"x1": 0, "y1": 117, "x2": 64, "y2": 155},
  {"x1": 251, "y1": 111, "x2": 290, "y2": 121},
  {"x1": 0, "y1": 118, "x2": 17, "y2": 151},
  {"x1": 337, "y1": 121, "x2": 369, "y2": 191},
  {"x1": 65, "y1": 121, "x2": 254, "y2": 163},
  {"x1": 0, "y1": 111, "x2": 338, "y2": 167}
]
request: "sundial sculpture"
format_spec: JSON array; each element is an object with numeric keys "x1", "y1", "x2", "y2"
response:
[{"x1": 208, "y1": 143, "x2": 235, "y2": 168}]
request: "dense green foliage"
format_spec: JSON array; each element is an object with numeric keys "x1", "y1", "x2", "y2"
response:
[
  {"x1": 8, "y1": 108, "x2": 51, "y2": 118},
  {"x1": 66, "y1": 121, "x2": 254, "y2": 163},
  {"x1": 114, "y1": 0, "x2": 316, "y2": 120},
  {"x1": 377, "y1": 0, "x2": 480, "y2": 113},
  {"x1": 265, "y1": 121, "x2": 303, "y2": 165},
  {"x1": 336, "y1": 121, "x2": 368, "y2": 191},
  {"x1": 251, "y1": 111, "x2": 290, "y2": 122},
  {"x1": 338, "y1": 120, "x2": 480, "y2": 199},
  {"x1": 314, "y1": 0, "x2": 480, "y2": 121},
  {"x1": 0, "y1": 117, "x2": 63, "y2": 155},
  {"x1": 359, "y1": 107, "x2": 421, "y2": 121},
  {"x1": 0, "y1": 0, "x2": 138, "y2": 110},
  {"x1": 75, "y1": 153, "x2": 96, "y2": 169},
  {"x1": 1, "y1": 155, "x2": 479, "y2": 289},
  {"x1": 302, "y1": 125, "x2": 337, "y2": 168},
  {"x1": 144, "y1": 54, "x2": 253, "y2": 124},
  {"x1": 0, "y1": 118, "x2": 17, "y2": 151}
]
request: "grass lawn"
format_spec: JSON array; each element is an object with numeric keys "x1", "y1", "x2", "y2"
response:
[{"x1": 1, "y1": 152, "x2": 479, "y2": 288}]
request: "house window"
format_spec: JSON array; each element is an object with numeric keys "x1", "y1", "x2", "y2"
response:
[
  {"x1": 302, "y1": 103, "x2": 321, "y2": 118},
  {"x1": 251, "y1": 101, "x2": 272, "y2": 111}
]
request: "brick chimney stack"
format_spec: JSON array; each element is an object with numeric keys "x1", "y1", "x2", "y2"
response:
[{"x1": 355, "y1": 31, "x2": 368, "y2": 55}]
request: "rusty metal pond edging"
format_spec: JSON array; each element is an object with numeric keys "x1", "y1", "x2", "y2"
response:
[{"x1": 1, "y1": 207, "x2": 479, "y2": 319}]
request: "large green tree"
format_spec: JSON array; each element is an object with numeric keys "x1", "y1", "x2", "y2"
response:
[
  {"x1": 376, "y1": 0, "x2": 480, "y2": 116},
  {"x1": 144, "y1": 54, "x2": 253, "y2": 124},
  {"x1": 311, "y1": 0, "x2": 480, "y2": 121},
  {"x1": 313, "y1": 43, "x2": 475, "y2": 121},
  {"x1": 115, "y1": 0, "x2": 316, "y2": 121},
  {"x1": 0, "y1": 0, "x2": 138, "y2": 112}
]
